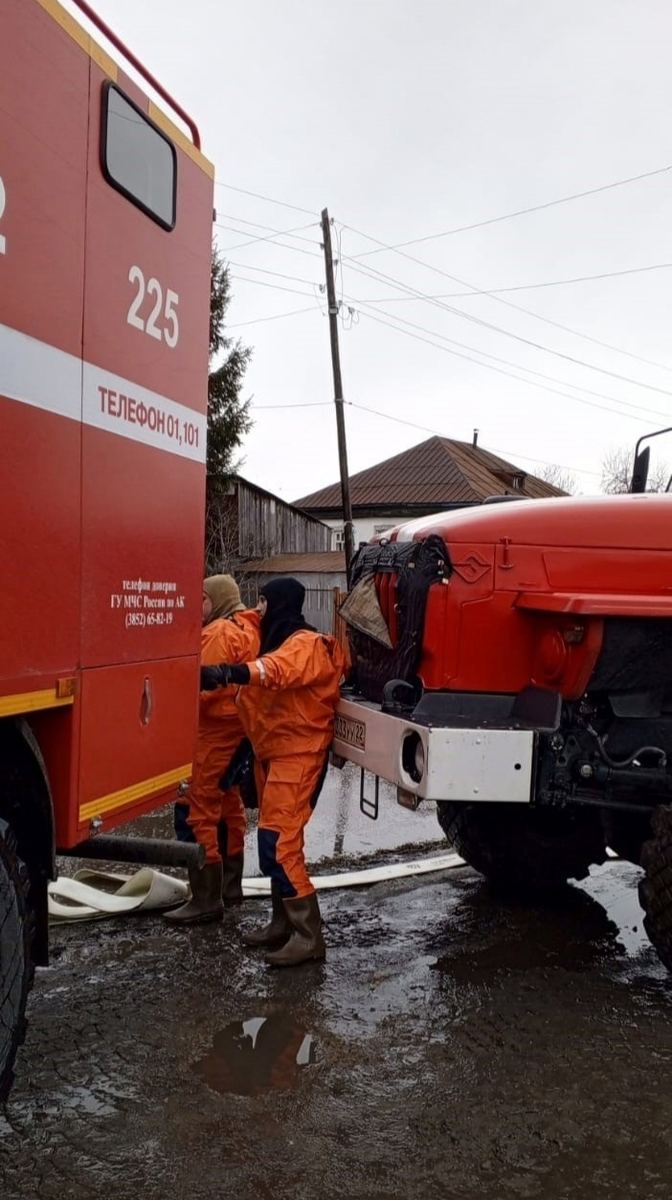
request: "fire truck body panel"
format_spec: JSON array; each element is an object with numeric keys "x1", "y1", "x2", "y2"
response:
[
  {"x1": 1, "y1": 2, "x2": 88, "y2": 689},
  {"x1": 1, "y1": 0, "x2": 214, "y2": 848}
]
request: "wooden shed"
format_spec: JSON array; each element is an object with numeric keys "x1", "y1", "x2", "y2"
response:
[{"x1": 206, "y1": 474, "x2": 334, "y2": 576}]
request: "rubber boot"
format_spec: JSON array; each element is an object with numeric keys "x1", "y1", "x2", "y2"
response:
[
  {"x1": 163, "y1": 862, "x2": 224, "y2": 925},
  {"x1": 265, "y1": 893, "x2": 325, "y2": 967},
  {"x1": 222, "y1": 854, "x2": 245, "y2": 908},
  {"x1": 242, "y1": 881, "x2": 291, "y2": 948}
]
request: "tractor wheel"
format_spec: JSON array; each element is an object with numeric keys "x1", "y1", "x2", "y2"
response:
[
  {"x1": 0, "y1": 818, "x2": 34, "y2": 1102},
  {"x1": 601, "y1": 808, "x2": 652, "y2": 866},
  {"x1": 437, "y1": 802, "x2": 606, "y2": 895},
  {"x1": 639, "y1": 804, "x2": 672, "y2": 972}
]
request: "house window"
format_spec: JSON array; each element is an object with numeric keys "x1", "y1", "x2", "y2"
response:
[
  {"x1": 333, "y1": 529, "x2": 345, "y2": 550},
  {"x1": 512, "y1": 474, "x2": 524, "y2": 490}
]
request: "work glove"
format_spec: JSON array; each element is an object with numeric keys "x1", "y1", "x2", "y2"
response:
[
  {"x1": 200, "y1": 663, "x2": 251, "y2": 690},
  {"x1": 200, "y1": 664, "x2": 230, "y2": 690}
]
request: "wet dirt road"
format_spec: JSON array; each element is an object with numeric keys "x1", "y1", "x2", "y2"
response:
[{"x1": 2, "y1": 781, "x2": 672, "y2": 1199}]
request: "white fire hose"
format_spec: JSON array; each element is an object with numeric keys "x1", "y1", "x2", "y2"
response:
[{"x1": 48, "y1": 853, "x2": 464, "y2": 923}]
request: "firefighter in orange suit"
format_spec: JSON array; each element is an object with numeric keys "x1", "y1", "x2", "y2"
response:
[
  {"x1": 200, "y1": 577, "x2": 346, "y2": 966},
  {"x1": 166, "y1": 575, "x2": 260, "y2": 926}
]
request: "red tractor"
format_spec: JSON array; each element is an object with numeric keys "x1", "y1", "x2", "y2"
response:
[{"x1": 334, "y1": 483, "x2": 672, "y2": 971}]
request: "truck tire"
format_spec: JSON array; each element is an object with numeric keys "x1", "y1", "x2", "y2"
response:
[
  {"x1": 0, "y1": 818, "x2": 34, "y2": 1102},
  {"x1": 638, "y1": 804, "x2": 672, "y2": 972},
  {"x1": 437, "y1": 802, "x2": 606, "y2": 894}
]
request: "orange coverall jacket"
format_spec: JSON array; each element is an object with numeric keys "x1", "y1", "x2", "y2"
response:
[
  {"x1": 200, "y1": 610, "x2": 261, "y2": 727},
  {"x1": 236, "y1": 630, "x2": 346, "y2": 761}
]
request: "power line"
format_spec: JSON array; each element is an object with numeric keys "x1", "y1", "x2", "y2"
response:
[
  {"x1": 214, "y1": 220, "x2": 318, "y2": 253},
  {"x1": 221, "y1": 215, "x2": 671, "y2": 309},
  {"x1": 215, "y1": 220, "x2": 316, "y2": 243},
  {"x1": 223, "y1": 220, "x2": 672, "y2": 373},
  {"x1": 226, "y1": 259, "x2": 323, "y2": 289},
  {"x1": 251, "y1": 401, "x2": 331, "y2": 410},
  {"x1": 222, "y1": 210, "x2": 672, "y2": 372},
  {"x1": 356, "y1": 306, "x2": 665, "y2": 427},
  {"x1": 230, "y1": 273, "x2": 318, "y2": 299},
  {"x1": 215, "y1": 186, "x2": 672, "y2": 412},
  {"x1": 362, "y1": 269, "x2": 672, "y2": 373},
  {"x1": 477, "y1": 294, "x2": 672, "y2": 375},
  {"x1": 216, "y1": 186, "x2": 672, "y2": 372},
  {"x1": 340, "y1": 235, "x2": 672, "y2": 399},
  {"x1": 217, "y1": 226, "x2": 322, "y2": 261},
  {"x1": 214, "y1": 181, "x2": 317, "y2": 218},
  {"x1": 219, "y1": 212, "x2": 296, "y2": 230},
  {"x1": 217, "y1": 213, "x2": 319, "y2": 246},
  {"x1": 228, "y1": 305, "x2": 321, "y2": 329},
  {"x1": 226, "y1": 253, "x2": 672, "y2": 421},
  {"x1": 342, "y1": 291, "x2": 672, "y2": 421},
  {"x1": 345, "y1": 401, "x2": 603, "y2": 478},
  {"x1": 368, "y1": 260, "x2": 672, "y2": 300},
  {"x1": 247, "y1": 394, "x2": 602, "y2": 479},
  {"x1": 350, "y1": 163, "x2": 672, "y2": 258}
]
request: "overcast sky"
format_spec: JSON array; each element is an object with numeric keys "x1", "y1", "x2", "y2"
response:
[{"x1": 69, "y1": 0, "x2": 672, "y2": 501}]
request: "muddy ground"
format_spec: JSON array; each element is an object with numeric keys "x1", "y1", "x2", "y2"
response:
[{"x1": 1, "y1": 767, "x2": 672, "y2": 1199}]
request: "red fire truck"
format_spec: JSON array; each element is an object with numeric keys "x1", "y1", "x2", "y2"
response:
[{"x1": 1, "y1": 0, "x2": 214, "y2": 1098}]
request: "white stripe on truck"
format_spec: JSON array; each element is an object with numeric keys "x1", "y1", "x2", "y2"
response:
[{"x1": 0, "y1": 322, "x2": 206, "y2": 464}]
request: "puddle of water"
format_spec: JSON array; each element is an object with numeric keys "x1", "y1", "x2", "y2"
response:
[
  {"x1": 431, "y1": 875, "x2": 637, "y2": 980},
  {"x1": 580, "y1": 861, "x2": 649, "y2": 958},
  {"x1": 192, "y1": 1014, "x2": 315, "y2": 1096}
]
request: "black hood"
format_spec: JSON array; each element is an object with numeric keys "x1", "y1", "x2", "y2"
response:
[{"x1": 260, "y1": 577, "x2": 314, "y2": 653}]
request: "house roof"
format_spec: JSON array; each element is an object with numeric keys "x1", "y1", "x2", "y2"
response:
[
  {"x1": 243, "y1": 552, "x2": 347, "y2": 575},
  {"x1": 294, "y1": 436, "x2": 565, "y2": 511}
]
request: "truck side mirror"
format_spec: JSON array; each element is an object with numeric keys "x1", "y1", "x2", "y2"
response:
[{"x1": 630, "y1": 446, "x2": 650, "y2": 493}]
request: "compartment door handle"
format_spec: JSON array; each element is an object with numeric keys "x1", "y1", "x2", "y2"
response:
[{"x1": 140, "y1": 676, "x2": 153, "y2": 725}]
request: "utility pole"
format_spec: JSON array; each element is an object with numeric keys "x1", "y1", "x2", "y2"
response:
[{"x1": 321, "y1": 208, "x2": 355, "y2": 579}]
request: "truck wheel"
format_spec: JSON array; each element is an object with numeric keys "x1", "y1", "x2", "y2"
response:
[
  {"x1": 639, "y1": 805, "x2": 672, "y2": 971},
  {"x1": 437, "y1": 802, "x2": 606, "y2": 894},
  {"x1": 0, "y1": 818, "x2": 34, "y2": 1102}
]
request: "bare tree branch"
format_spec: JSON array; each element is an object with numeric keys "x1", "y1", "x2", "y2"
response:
[
  {"x1": 534, "y1": 463, "x2": 576, "y2": 494},
  {"x1": 601, "y1": 446, "x2": 670, "y2": 494}
]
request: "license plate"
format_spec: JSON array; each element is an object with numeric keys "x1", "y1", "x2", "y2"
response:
[{"x1": 334, "y1": 714, "x2": 366, "y2": 751}]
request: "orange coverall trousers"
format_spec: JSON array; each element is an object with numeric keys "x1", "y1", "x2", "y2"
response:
[
  {"x1": 255, "y1": 752, "x2": 329, "y2": 899},
  {"x1": 185, "y1": 719, "x2": 247, "y2": 864},
  {"x1": 178, "y1": 610, "x2": 260, "y2": 864}
]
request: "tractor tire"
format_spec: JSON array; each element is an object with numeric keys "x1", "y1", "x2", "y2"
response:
[
  {"x1": 601, "y1": 808, "x2": 652, "y2": 866},
  {"x1": 437, "y1": 801, "x2": 606, "y2": 895},
  {"x1": 639, "y1": 804, "x2": 672, "y2": 972},
  {"x1": 0, "y1": 818, "x2": 34, "y2": 1102}
]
